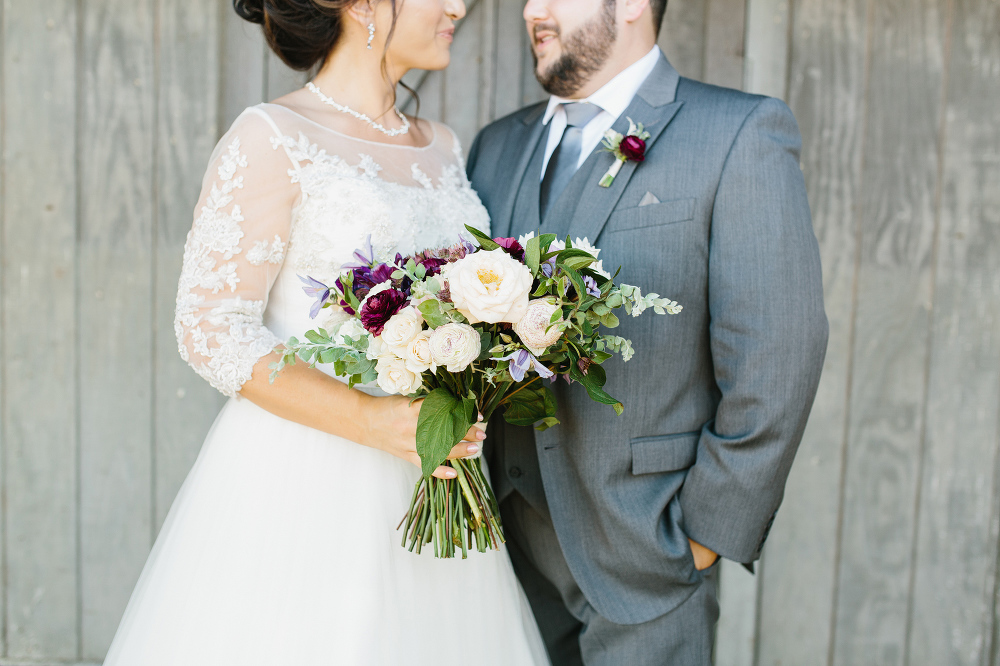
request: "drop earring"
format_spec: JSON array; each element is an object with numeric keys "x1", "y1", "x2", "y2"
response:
[{"x1": 366, "y1": 23, "x2": 375, "y2": 50}]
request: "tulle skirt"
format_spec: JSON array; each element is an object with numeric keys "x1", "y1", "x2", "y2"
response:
[{"x1": 104, "y1": 397, "x2": 548, "y2": 665}]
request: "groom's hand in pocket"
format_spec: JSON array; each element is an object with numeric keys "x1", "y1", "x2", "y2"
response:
[{"x1": 689, "y1": 539, "x2": 719, "y2": 571}]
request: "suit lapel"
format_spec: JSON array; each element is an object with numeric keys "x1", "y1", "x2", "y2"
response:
[
  {"x1": 568, "y1": 55, "x2": 684, "y2": 244},
  {"x1": 494, "y1": 105, "x2": 547, "y2": 239}
]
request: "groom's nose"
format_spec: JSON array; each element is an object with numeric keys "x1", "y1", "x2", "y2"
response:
[{"x1": 523, "y1": 0, "x2": 552, "y2": 25}]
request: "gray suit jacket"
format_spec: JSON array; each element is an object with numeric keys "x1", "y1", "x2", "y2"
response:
[{"x1": 467, "y1": 54, "x2": 829, "y2": 625}]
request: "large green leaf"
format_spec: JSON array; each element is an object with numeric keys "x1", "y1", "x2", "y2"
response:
[
  {"x1": 504, "y1": 384, "x2": 558, "y2": 426},
  {"x1": 464, "y1": 224, "x2": 500, "y2": 251},
  {"x1": 525, "y1": 235, "x2": 541, "y2": 276},
  {"x1": 415, "y1": 388, "x2": 474, "y2": 478},
  {"x1": 570, "y1": 362, "x2": 624, "y2": 415}
]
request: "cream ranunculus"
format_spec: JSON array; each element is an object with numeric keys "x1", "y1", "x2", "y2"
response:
[
  {"x1": 380, "y1": 306, "x2": 423, "y2": 348},
  {"x1": 513, "y1": 298, "x2": 564, "y2": 355},
  {"x1": 403, "y1": 330, "x2": 436, "y2": 374},
  {"x1": 375, "y1": 354, "x2": 423, "y2": 395},
  {"x1": 443, "y1": 248, "x2": 532, "y2": 324},
  {"x1": 428, "y1": 323, "x2": 481, "y2": 372}
]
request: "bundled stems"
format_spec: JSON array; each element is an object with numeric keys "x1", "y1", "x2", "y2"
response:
[{"x1": 399, "y1": 455, "x2": 504, "y2": 559}]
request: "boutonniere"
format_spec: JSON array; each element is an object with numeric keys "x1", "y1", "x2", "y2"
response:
[{"x1": 598, "y1": 118, "x2": 650, "y2": 187}]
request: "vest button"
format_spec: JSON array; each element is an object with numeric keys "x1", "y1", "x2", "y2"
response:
[{"x1": 508, "y1": 466, "x2": 523, "y2": 479}]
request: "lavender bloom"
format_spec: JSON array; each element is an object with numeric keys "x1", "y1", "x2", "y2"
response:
[
  {"x1": 540, "y1": 258, "x2": 556, "y2": 278},
  {"x1": 498, "y1": 349, "x2": 555, "y2": 383},
  {"x1": 342, "y1": 235, "x2": 376, "y2": 269},
  {"x1": 583, "y1": 275, "x2": 601, "y2": 297},
  {"x1": 299, "y1": 275, "x2": 331, "y2": 319}
]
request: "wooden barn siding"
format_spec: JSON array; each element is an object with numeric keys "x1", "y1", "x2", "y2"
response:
[{"x1": 1, "y1": 1, "x2": 998, "y2": 664}]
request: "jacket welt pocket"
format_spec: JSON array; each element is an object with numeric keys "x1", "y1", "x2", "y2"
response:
[
  {"x1": 608, "y1": 197, "x2": 696, "y2": 233},
  {"x1": 630, "y1": 431, "x2": 700, "y2": 475}
]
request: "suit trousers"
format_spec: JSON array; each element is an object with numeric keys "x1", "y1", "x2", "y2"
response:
[{"x1": 502, "y1": 491, "x2": 720, "y2": 666}]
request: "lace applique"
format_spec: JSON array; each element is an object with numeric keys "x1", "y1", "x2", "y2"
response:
[
  {"x1": 175, "y1": 135, "x2": 282, "y2": 398},
  {"x1": 247, "y1": 235, "x2": 286, "y2": 266},
  {"x1": 411, "y1": 164, "x2": 434, "y2": 190}
]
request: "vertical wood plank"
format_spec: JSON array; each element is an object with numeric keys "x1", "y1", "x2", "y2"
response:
[
  {"x1": 657, "y1": 0, "x2": 707, "y2": 80},
  {"x1": 832, "y1": 1, "x2": 948, "y2": 664},
  {"x1": 77, "y1": 0, "x2": 155, "y2": 657},
  {"x1": 443, "y1": 0, "x2": 484, "y2": 151},
  {"x1": 907, "y1": 1, "x2": 1000, "y2": 663},
  {"x1": 265, "y1": 50, "x2": 306, "y2": 101},
  {"x1": 493, "y1": 0, "x2": 527, "y2": 119},
  {"x1": 756, "y1": 0, "x2": 870, "y2": 664},
  {"x1": 704, "y1": 0, "x2": 747, "y2": 89},
  {"x1": 0, "y1": 0, "x2": 6, "y2": 656},
  {"x1": 715, "y1": 560, "x2": 758, "y2": 666},
  {"x1": 155, "y1": 0, "x2": 226, "y2": 535},
  {"x1": 221, "y1": 5, "x2": 266, "y2": 132},
  {"x1": 478, "y1": 0, "x2": 497, "y2": 127},
  {"x1": 743, "y1": 0, "x2": 791, "y2": 98},
  {"x1": 1, "y1": 1, "x2": 80, "y2": 659}
]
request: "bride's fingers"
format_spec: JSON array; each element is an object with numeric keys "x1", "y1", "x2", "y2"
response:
[
  {"x1": 460, "y1": 421, "x2": 487, "y2": 443},
  {"x1": 446, "y1": 441, "x2": 481, "y2": 460},
  {"x1": 432, "y1": 465, "x2": 458, "y2": 480}
]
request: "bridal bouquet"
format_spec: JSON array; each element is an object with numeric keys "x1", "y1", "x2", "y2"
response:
[{"x1": 271, "y1": 226, "x2": 681, "y2": 558}]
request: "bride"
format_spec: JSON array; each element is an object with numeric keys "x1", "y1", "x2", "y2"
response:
[{"x1": 103, "y1": 0, "x2": 548, "y2": 663}]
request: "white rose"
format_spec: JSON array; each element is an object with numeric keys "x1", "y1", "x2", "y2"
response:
[
  {"x1": 376, "y1": 354, "x2": 423, "y2": 395},
  {"x1": 335, "y1": 317, "x2": 368, "y2": 344},
  {"x1": 366, "y1": 335, "x2": 390, "y2": 360},
  {"x1": 514, "y1": 298, "x2": 564, "y2": 355},
  {"x1": 428, "y1": 323, "x2": 481, "y2": 372},
  {"x1": 380, "y1": 306, "x2": 423, "y2": 348},
  {"x1": 403, "y1": 330, "x2": 435, "y2": 373},
  {"x1": 443, "y1": 248, "x2": 532, "y2": 324}
]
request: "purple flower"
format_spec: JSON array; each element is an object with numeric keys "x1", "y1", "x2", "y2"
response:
[
  {"x1": 299, "y1": 275, "x2": 331, "y2": 319},
  {"x1": 583, "y1": 275, "x2": 601, "y2": 297},
  {"x1": 342, "y1": 235, "x2": 376, "y2": 270},
  {"x1": 351, "y1": 263, "x2": 396, "y2": 301},
  {"x1": 493, "y1": 237, "x2": 525, "y2": 262},
  {"x1": 540, "y1": 258, "x2": 556, "y2": 278},
  {"x1": 418, "y1": 255, "x2": 448, "y2": 276},
  {"x1": 359, "y1": 288, "x2": 408, "y2": 336},
  {"x1": 620, "y1": 135, "x2": 646, "y2": 162},
  {"x1": 498, "y1": 349, "x2": 555, "y2": 383}
]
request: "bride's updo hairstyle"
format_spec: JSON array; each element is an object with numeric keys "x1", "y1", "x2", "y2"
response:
[{"x1": 233, "y1": 0, "x2": 399, "y2": 72}]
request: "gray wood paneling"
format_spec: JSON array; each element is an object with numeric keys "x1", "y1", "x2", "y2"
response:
[
  {"x1": 832, "y1": 1, "x2": 948, "y2": 664},
  {"x1": 756, "y1": 0, "x2": 870, "y2": 664},
  {"x1": 907, "y1": 1, "x2": 1000, "y2": 663},
  {"x1": 154, "y1": 0, "x2": 226, "y2": 535},
  {"x1": 3, "y1": 1, "x2": 1000, "y2": 664},
  {"x1": 77, "y1": 0, "x2": 156, "y2": 657},
  {"x1": 2, "y1": 1, "x2": 80, "y2": 659}
]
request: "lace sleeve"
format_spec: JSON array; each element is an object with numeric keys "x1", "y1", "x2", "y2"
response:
[{"x1": 174, "y1": 108, "x2": 297, "y2": 397}]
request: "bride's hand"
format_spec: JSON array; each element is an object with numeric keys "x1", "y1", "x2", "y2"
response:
[{"x1": 363, "y1": 395, "x2": 486, "y2": 480}]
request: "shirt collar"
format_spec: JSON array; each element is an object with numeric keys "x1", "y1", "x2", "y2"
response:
[{"x1": 542, "y1": 45, "x2": 662, "y2": 125}]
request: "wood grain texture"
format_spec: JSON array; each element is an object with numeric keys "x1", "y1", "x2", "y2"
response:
[
  {"x1": 906, "y1": 1, "x2": 1000, "y2": 663},
  {"x1": 77, "y1": 0, "x2": 156, "y2": 657},
  {"x1": 265, "y1": 50, "x2": 306, "y2": 102},
  {"x1": 743, "y1": 0, "x2": 790, "y2": 99},
  {"x1": 658, "y1": 0, "x2": 707, "y2": 80},
  {"x1": 493, "y1": 0, "x2": 527, "y2": 119},
  {"x1": 154, "y1": 0, "x2": 226, "y2": 534},
  {"x1": 755, "y1": 0, "x2": 870, "y2": 664},
  {"x1": 704, "y1": 0, "x2": 747, "y2": 89},
  {"x1": 442, "y1": 0, "x2": 485, "y2": 151},
  {"x1": 221, "y1": 6, "x2": 266, "y2": 133},
  {"x1": 832, "y1": 1, "x2": 948, "y2": 664},
  {"x1": 1, "y1": 1, "x2": 80, "y2": 659}
]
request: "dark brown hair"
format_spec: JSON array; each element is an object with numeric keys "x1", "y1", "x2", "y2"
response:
[
  {"x1": 233, "y1": 0, "x2": 417, "y2": 115},
  {"x1": 649, "y1": 0, "x2": 667, "y2": 36}
]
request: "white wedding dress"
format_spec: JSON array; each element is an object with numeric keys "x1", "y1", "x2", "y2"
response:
[{"x1": 103, "y1": 104, "x2": 549, "y2": 665}]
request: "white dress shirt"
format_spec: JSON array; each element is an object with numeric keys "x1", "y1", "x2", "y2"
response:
[{"x1": 540, "y1": 45, "x2": 662, "y2": 179}]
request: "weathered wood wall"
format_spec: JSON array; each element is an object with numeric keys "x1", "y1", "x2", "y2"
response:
[{"x1": 0, "y1": 0, "x2": 997, "y2": 664}]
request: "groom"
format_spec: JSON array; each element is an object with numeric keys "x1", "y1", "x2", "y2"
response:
[{"x1": 467, "y1": 0, "x2": 828, "y2": 663}]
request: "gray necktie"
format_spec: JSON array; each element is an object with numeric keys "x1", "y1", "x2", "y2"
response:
[{"x1": 539, "y1": 102, "x2": 603, "y2": 220}]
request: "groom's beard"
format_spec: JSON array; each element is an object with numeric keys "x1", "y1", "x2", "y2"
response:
[{"x1": 532, "y1": 1, "x2": 617, "y2": 98}]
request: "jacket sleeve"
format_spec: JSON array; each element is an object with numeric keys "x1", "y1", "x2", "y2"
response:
[{"x1": 677, "y1": 97, "x2": 829, "y2": 564}]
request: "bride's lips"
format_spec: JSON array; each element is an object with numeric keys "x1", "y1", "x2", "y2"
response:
[{"x1": 438, "y1": 27, "x2": 455, "y2": 42}]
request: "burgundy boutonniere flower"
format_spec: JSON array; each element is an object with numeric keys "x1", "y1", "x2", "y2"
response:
[{"x1": 599, "y1": 118, "x2": 652, "y2": 187}]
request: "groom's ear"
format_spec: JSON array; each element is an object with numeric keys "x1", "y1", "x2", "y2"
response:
[{"x1": 621, "y1": 0, "x2": 653, "y2": 29}]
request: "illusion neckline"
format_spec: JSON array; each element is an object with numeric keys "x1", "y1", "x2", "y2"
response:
[{"x1": 262, "y1": 103, "x2": 439, "y2": 151}]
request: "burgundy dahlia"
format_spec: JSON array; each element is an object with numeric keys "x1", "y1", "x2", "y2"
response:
[
  {"x1": 359, "y1": 288, "x2": 408, "y2": 336},
  {"x1": 620, "y1": 135, "x2": 646, "y2": 162},
  {"x1": 493, "y1": 237, "x2": 525, "y2": 262},
  {"x1": 417, "y1": 255, "x2": 448, "y2": 276}
]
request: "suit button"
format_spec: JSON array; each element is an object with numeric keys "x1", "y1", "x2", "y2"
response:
[{"x1": 509, "y1": 466, "x2": 523, "y2": 478}]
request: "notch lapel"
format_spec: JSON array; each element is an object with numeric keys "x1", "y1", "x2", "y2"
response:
[
  {"x1": 493, "y1": 105, "x2": 548, "y2": 239},
  {"x1": 568, "y1": 55, "x2": 685, "y2": 244}
]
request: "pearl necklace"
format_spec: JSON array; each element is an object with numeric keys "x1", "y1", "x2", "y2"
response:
[{"x1": 306, "y1": 82, "x2": 411, "y2": 138}]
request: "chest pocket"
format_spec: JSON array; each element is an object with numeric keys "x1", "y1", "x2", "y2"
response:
[{"x1": 607, "y1": 197, "x2": 696, "y2": 233}]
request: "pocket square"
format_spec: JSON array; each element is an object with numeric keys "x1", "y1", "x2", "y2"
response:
[{"x1": 638, "y1": 191, "x2": 661, "y2": 207}]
